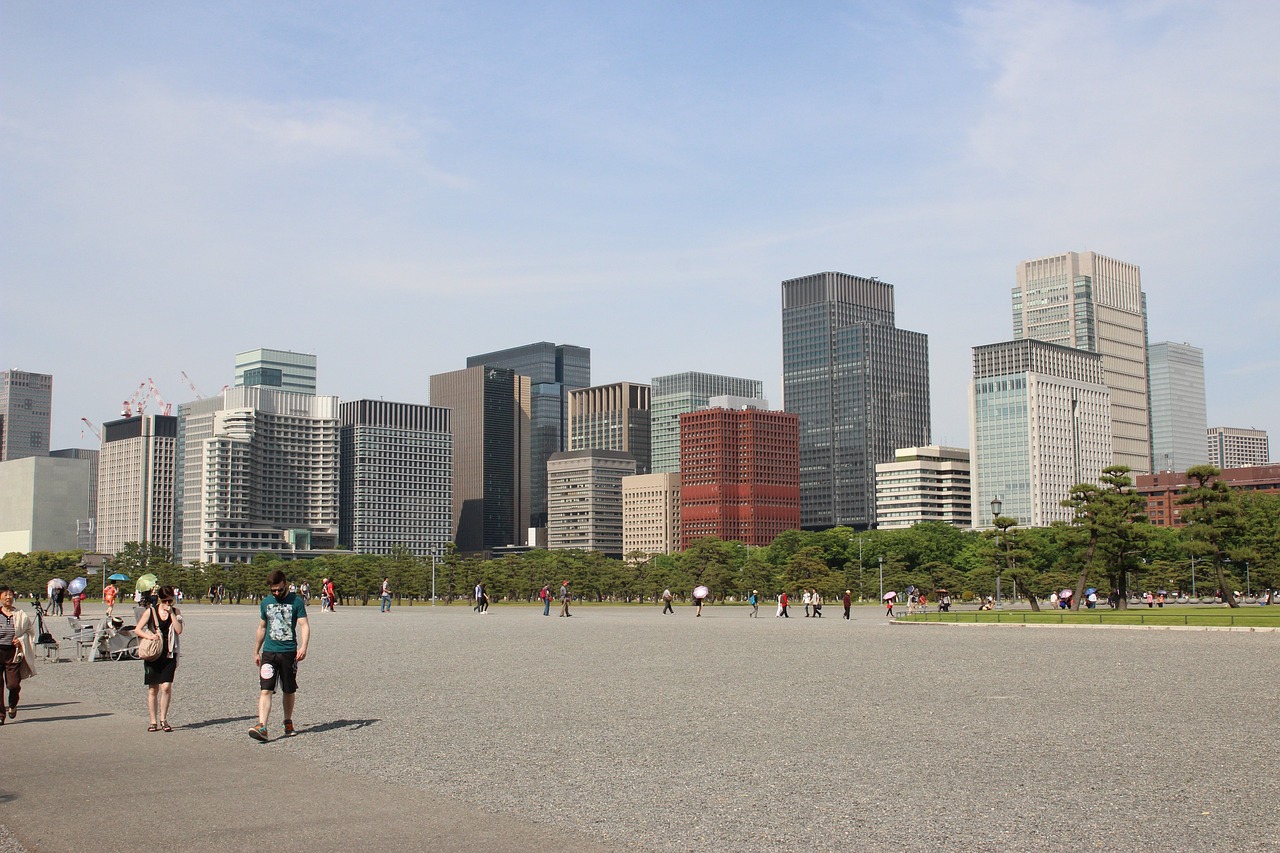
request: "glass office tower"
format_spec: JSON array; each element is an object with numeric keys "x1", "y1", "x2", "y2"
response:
[{"x1": 650, "y1": 372, "x2": 763, "y2": 474}]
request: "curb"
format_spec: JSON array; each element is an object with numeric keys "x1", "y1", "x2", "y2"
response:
[{"x1": 890, "y1": 619, "x2": 1280, "y2": 633}]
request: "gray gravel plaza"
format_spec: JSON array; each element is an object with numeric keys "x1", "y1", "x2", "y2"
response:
[{"x1": 7, "y1": 601, "x2": 1279, "y2": 852}]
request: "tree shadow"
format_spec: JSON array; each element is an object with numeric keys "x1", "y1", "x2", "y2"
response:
[
  {"x1": 182, "y1": 714, "x2": 257, "y2": 730},
  {"x1": 295, "y1": 718, "x2": 380, "y2": 736}
]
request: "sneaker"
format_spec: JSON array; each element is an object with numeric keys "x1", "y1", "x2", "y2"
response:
[
  {"x1": 7, "y1": 706, "x2": 15, "y2": 719},
  {"x1": 248, "y1": 723, "x2": 269, "y2": 742},
  {"x1": 283, "y1": 719, "x2": 296, "y2": 737}
]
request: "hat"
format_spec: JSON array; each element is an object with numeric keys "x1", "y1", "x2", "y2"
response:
[{"x1": 752, "y1": 590, "x2": 758, "y2": 594}]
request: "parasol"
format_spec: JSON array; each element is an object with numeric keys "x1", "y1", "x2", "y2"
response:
[
  {"x1": 693, "y1": 585, "x2": 709, "y2": 600},
  {"x1": 47, "y1": 578, "x2": 67, "y2": 592},
  {"x1": 136, "y1": 573, "x2": 160, "y2": 593},
  {"x1": 107, "y1": 573, "x2": 130, "y2": 581},
  {"x1": 1060, "y1": 589, "x2": 1073, "y2": 598},
  {"x1": 883, "y1": 591, "x2": 897, "y2": 601},
  {"x1": 68, "y1": 577, "x2": 88, "y2": 595}
]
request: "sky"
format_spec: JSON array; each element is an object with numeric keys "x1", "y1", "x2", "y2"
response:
[{"x1": 3, "y1": 0, "x2": 1278, "y2": 455}]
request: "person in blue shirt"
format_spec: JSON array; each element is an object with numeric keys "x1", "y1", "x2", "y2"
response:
[{"x1": 249, "y1": 569, "x2": 309, "y2": 742}]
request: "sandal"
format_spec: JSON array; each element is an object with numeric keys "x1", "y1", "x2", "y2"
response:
[
  {"x1": 147, "y1": 724, "x2": 159, "y2": 732},
  {"x1": 160, "y1": 721, "x2": 173, "y2": 732}
]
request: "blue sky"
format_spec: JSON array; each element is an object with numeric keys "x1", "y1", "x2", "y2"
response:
[{"x1": 3, "y1": 1, "x2": 1277, "y2": 455}]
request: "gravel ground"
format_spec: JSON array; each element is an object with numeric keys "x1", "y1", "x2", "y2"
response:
[{"x1": 28, "y1": 602, "x2": 1280, "y2": 852}]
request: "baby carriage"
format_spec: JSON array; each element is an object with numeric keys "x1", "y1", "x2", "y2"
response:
[{"x1": 95, "y1": 616, "x2": 140, "y2": 661}]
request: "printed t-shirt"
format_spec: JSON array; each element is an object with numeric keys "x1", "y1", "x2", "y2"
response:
[{"x1": 261, "y1": 593, "x2": 307, "y2": 654}]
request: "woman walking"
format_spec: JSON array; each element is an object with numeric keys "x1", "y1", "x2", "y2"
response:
[
  {"x1": 0, "y1": 585, "x2": 36, "y2": 723},
  {"x1": 134, "y1": 586, "x2": 184, "y2": 732}
]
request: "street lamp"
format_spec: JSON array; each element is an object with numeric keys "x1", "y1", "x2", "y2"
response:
[
  {"x1": 878, "y1": 554, "x2": 883, "y2": 602},
  {"x1": 991, "y1": 496, "x2": 1003, "y2": 609}
]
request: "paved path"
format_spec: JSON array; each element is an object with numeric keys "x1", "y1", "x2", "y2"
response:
[{"x1": 0, "y1": 682, "x2": 617, "y2": 853}]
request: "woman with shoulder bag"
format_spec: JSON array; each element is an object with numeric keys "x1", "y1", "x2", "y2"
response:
[
  {"x1": 0, "y1": 585, "x2": 37, "y2": 723},
  {"x1": 134, "y1": 586, "x2": 184, "y2": 732}
]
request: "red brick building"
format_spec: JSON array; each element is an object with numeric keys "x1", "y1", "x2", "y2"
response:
[
  {"x1": 679, "y1": 407, "x2": 800, "y2": 548},
  {"x1": 1136, "y1": 464, "x2": 1280, "y2": 527}
]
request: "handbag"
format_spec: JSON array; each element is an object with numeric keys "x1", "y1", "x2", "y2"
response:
[{"x1": 137, "y1": 608, "x2": 164, "y2": 661}]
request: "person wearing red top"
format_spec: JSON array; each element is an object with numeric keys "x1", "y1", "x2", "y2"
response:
[
  {"x1": 777, "y1": 592, "x2": 790, "y2": 618},
  {"x1": 842, "y1": 590, "x2": 852, "y2": 620}
]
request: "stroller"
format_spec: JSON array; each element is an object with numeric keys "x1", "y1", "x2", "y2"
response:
[{"x1": 95, "y1": 616, "x2": 140, "y2": 661}]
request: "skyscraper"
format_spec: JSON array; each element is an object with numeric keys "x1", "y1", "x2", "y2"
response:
[
  {"x1": 466, "y1": 342, "x2": 590, "y2": 528},
  {"x1": 0, "y1": 369, "x2": 53, "y2": 461},
  {"x1": 1013, "y1": 251, "x2": 1151, "y2": 473},
  {"x1": 781, "y1": 272, "x2": 930, "y2": 530},
  {"x1": 1206, "y1": 427, "x2": 1270, "y2": 468},
  {"x1": 339, "y1": 400, "x2": 452, "y2": 557},
  {"x1": 650, "y1": 372, "x2": 763, "y2": 474},
  {"x1": 174, "y1": 387, "x2": 340, "y2": 564},
  {"x1": 1148, "y1": 342, "x2": 1208, "y2": 472},
  {"x1": 234, "y1": 348, "x2": 318, "y2": 394},
  {"x1": 678, "y1": 404, "x2": 800, "y2": 548},
  {"x1": 50, "y1": 447, "x2": 99, "y2": 550},
  {"x1": 969, "y1": 339, "x2": 1112, "y2": 528},
  {"x1": 568, "y1": 382, "x2": 651, "y2": 474},
  {"x1": 95, "y1": 414, "x2": 177, "y2": 557},
  {"x1": 546, "y1": 449, "x2": 636, "y2": 556},
  {"x1": 429, "y1": 366, "x2": 531, "y2": 553}
]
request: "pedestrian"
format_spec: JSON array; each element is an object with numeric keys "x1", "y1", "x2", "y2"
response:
[
  {"x1": 134, "y1": 585, "x2": 183, "y2": 732},
  {"x1": 749, "y1": 590, "x2": 759, "y2": 618},
  {"x1": 380, "y1": 577, "x2": 392, "y2": 612},
  {"x1": 479, "y1": 584, "x2": 490, "y2": 614},
  {"x1": 0, "y1": 585, "x2": 37, "y2": 724},
  {"x1": 323, "y1": 577, "x2": 336, "y2": 612},
  {"x1": 299, "y1": 581, "x2": 310, "y2": 602},
  {"x1": 812, "y1": 590, "x2": 823, "y2": 617},
  {"x1": 662, "y1": 588, "x2": 674, "y2": 615},
  {"x1": 540, "y1": 584, "x2": 551, "y2": 616},
  {"x1": 803, "y1": 589, "x2": 812, "y2": 617},
  {"x1": 693, "y1": 589, "x2": 704, "y2": 617},
  {"x1": 842, "y1": 590, "x2": 852, "y2": 620},
  {"x1": 777, "y1": 591, "x2": 790, "y2": 618},
  {"x1": 559, "y1": 581, "x2": 572, "y2": 617},
  {"x1": 53, "y1": 586, "x2": 65, "y2": 616},
  {"x1": 885, "y1": 596, "x2": 895, "y2": 619},
  {"x1": 72, "y1": 592, "x2": 83, "y2": 618},
  {"x1": 250, "y1": 570, "x2": 309, "y2": 742},
  {"x1": 104, "y1": 582, "x2": 118, "y2": 618}
]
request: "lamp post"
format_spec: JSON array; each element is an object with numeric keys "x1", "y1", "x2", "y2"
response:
[
  {"x1": 431, "y1": 552, "x2": 438, "y2": 606},
  {"x1": 991, "y1": 496, "x2": 1003, "y2": 609},
  {"x1": 878, "y1": 554, "x2": 883, "y2": 602},
  {"x1": 858, "y1": 536, "x2": 864, "y2": 602},
  {"x1": 1190, "y1": 554, "x2": 1196, "y2": 598}
]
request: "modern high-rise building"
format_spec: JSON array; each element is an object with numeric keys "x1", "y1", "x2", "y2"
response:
[
  {"x1": 781, "y1": 272, "x2": 930, "y2": 530},
  {"x1": 50, "y1": 447, "x2": 99, "y2": 550},
  {"x1": 429, "y1": 366, "x2": 531, "y2": 553},
  {"x1": 622, "y1": 472, "x2": 682, "y2": 557},
  {"x1": 1148, "y1": 342, "x2": 1208, "y2": 472},
  {"x1": 234, "y1": 348, "x2": 318, "y2": 394},
  {"x1": 1013, "y1": 251, "x2": 1151, "y2": 473},
  {"x1": 568, "y1": 382, "x2": 651, "y2": 474},
  {"x1": 874, "y1": 446, "x2": 972, "y2": 530},
  {"x1": 0, "y1": 456, "x2": 91, "y2": 553},
  {"x1": 94, "y1": 415, "x2": 177, "y2": 557},
  {"x1": 678, "y1": 405, "x2": 800, "y2": 548},
  {"x1": 174, "y1": 387, "x2": 340, "y2": 565},
  {"x1": 650, "y1": 372, "x2": 763, "y2": 474},
  {"x1": 546, "y1": 449, "x2": 636, "y2": 556},
  {"x1": 0, "y1": 369, "x2": 53, "y2": 461},
  {"x1": 969, "y1": 340, "x2": 1112, "y2": 529},
  {"x1": 339, "y1": 400, "x2": 452, "y2": 557},
  {"x1": 1206, "y1": 427, "x2": 1270, "y2": 469},
  {"x1": 467, "y1": 342, "x2": 590, "y2": 528}
]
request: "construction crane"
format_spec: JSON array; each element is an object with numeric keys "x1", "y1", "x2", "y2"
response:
[
  {"x1": 122, "y1": 381, "x2": 147, "y2": 417},
  {"x1": 80, "y1": 418, "x2": 101, "y2": 441},
  {"x1": 147, "y1": 378, "x2": 173, "y2": 416},
  {"x1": 180, "y1": 370, "x2": 204, "y2": 399}
]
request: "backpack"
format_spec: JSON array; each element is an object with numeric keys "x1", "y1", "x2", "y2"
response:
[{"x1": 539, "y1": 587, "x2": 548, "y2": 601}]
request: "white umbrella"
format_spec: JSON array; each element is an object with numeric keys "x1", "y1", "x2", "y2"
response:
[
  {"x1": 693, "y1": 585, "x2": 709, "y2": 600},
  {"x1": 1060, "y1": 589, "x2": 1073, "y2": 598},
  {"x1": 47, "y1": 578, "x2": 68, "y2": 592},
  {"x1": 883, "y1": 591, "x2": 898, "y2": 601},
  {"x1": 68, "y1": 577, "x2": 88, "y2": 595}
]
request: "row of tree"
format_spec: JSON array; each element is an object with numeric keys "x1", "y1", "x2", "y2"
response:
[{"x1": 2, "y1": 466, "x2": 1275, "y2": 609}]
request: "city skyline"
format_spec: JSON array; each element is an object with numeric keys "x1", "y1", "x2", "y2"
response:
[{"x1": 4, "y1": 3, "x2": 1278, "y2": 454}]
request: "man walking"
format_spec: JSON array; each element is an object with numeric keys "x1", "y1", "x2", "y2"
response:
[
  {"x1": 380, "y1": 577, "x2": 391, "y2": 612},
  {"x1": 559, "y1": 580, "x2": 572, "y2": 617},
  {"x1": 250, "y1": 569, "x2": 309, "y2": 742},
  {"x1": 661, "y1": 588, "x2": 674, "y2": 614},
  {"x1": 843, "y1": 590, "x2": 852, "y2": 620},
  {"x1": 749, "y1": 590, "x2": 759, "y2": 617},
  {"x1": 539, "y1": 584, "x2": 551, "y2": 616}
]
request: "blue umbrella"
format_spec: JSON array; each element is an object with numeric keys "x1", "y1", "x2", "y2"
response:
[
  {"x1": 68, "y1": 577, "x2": 88, "y2": 595},
  {"x1": 107, "y1": 573, "x2": 130, "y2": 581}
]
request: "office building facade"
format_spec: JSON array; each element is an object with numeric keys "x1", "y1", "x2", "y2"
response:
[
  {"x1": 1013, "y1": 251, "x2": 1151, "y2": 473},
  {"x1": 429, "y1": 366, "x2": 531, "y2": 553},
  {"x1": 546, "y1": 449, "x2": 636, "y2": 556},
  {"x1": 1138, "y1": 464, "x2": 1280, "y2": 527},
  {"x1": 970, "y1": 340, "x2": 1112, "y2": 529},
  {"x1": 569, "y1": 382, "x2": 651, "y2": 474},
  {"x1": 875, "y1": 445, "x2": 972, "y2": 530},
  {"x1": 339, "y1": 400, "x2": 452, "y2": 557},
  {"x1": 781, "y1": 271, "x2": 930, "y2": 530},
  {"x1": 234, "y1": 348, "x2": 318, "y2": 394},
  {"x1": 0, "y1": 370, "x2": 53, "y2": 461},
  {"x1": 650, "y1": 372, "x2": 763, "y2": 475},
  {"x1": 622, "y1": 472, "x2": 682, "y2": 557},
  {"x1": 467, "y1": 342, "x2": 590, "y2": 528},
  {"x1": 1148, "y1": 341, "x2": 1208, "y2": 472},
  {"x1": 1207, "y1": 427, "x2": 1270, "y2": 469},
  {"x1": 95, "y1": 415, "x2": 177, "y2": 557},
  {"x1": 175, "y1": 387, "x2": 340, "y2": 564},
  {"x1": 678, "y1": 406, "x2": 800, "y2": 548}
]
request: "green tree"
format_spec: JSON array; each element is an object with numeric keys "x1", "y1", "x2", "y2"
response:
[
  {"x1": 1178, "y1": 465, "x2": 1243, "y2": 607},
  {"x1": 1061, "y1": 466, "x2": 1147, "y2": 610}
]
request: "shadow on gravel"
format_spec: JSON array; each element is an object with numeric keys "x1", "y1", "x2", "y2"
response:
[
  {"x1": 18, "y1": 711, "x2": 113, "y2": 724},
  {"x1": 183, "y1": 714, "x2": 256, "y2": 730},
  {"x1": 296, "y1": 718, "x2": 380, "y2": 735},
  {"x1": 15, "y1": 701, "x2": 78, "y2": 711}
]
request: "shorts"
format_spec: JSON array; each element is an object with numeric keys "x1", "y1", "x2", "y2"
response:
[{"x1": 258, "y1": 651, "x2": 299, "y2": 694}]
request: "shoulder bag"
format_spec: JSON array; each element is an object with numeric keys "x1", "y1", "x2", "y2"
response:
[{"x1": 137, "y1": 608, "x2": 164, "y2": 661}]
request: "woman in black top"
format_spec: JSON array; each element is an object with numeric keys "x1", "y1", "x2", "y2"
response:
[{"x1": 135, "y1": 586, "x2": 184, "y2": 732}]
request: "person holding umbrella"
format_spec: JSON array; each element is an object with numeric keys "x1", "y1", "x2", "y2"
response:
[
  {"x1": 0, "y1": 585, "x2": 37, "y2": 723},
  {"x1": 884, "y1": 591, "x2": 897, "y2": 618},
  {"x1": 692, "y1": 586, "x2": 708, "y2": 617}
]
